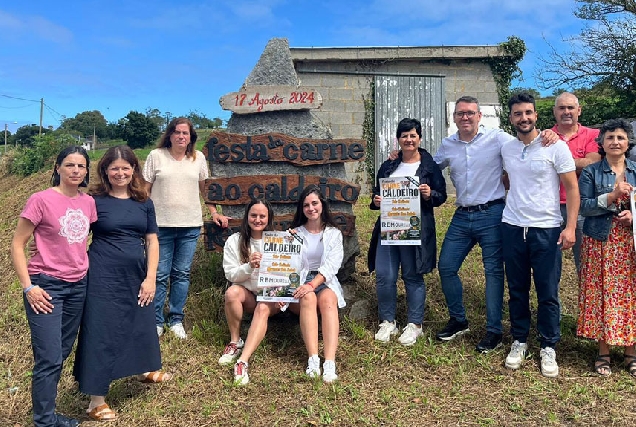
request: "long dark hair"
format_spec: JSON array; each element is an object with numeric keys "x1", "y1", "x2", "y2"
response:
[
  {"x1": 50, "y1": 145, "x2": 90, "y2": 187},
  {"x1": 239, "y1": 199, "x2": 274, "y2": 263},
  {"x1": 291, "y1": 185, "x2": 338, "y2": 229},
  {"x1": 158, "y1": 117, "x2": 198, "y2": 160},
  {"x1": 89, "y1": 145, "x2": 148, "y2": 201}
]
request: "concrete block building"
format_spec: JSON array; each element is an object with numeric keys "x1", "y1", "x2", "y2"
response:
[{"x1": 289, "y1": 45, "x2": 508, "y2": 191}]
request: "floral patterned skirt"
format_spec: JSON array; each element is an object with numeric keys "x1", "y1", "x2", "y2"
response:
[{"x1": 577, "y1": 218, "x2": 636, "y2": 346}]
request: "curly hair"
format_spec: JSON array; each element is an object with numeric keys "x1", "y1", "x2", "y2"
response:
[{"x1": 596, "y1": 118, "x2": 636, "y2": 158}]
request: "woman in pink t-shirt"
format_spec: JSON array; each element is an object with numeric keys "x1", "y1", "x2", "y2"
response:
[{"x1": 11, "y1": 146, "x2": 97, "y2": 427}]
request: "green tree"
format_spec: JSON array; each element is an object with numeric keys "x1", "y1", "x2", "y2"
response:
[
  {"x1": 60, "y1": 110, "x2": 108, "y2": 139},
  {"x1": 186, "y1": 110, "x2": 218, "y2": 129},
  {"x1": 145, "y1": 108, "x2": 166, "y2": 131},
  {"x1": 120, "y1": 111, "x2": 160, "y2": 149},
  {"x1": 13, "y1": 124, "x2": 51, "y2": 147},
  {"x1": 538, "y1": 0, "x2": 636, "y2": 100}
]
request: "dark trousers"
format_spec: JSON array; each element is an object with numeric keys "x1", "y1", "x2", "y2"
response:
[
  {"x1": 25, "y1": 274, "x2": 86, "y2": 427},
  {"x1": 501, "y1": 224, "x2": 561, "y2": 348}
]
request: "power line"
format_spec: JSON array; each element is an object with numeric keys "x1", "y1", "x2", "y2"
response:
[{"x1": 1, "y1": 94, "x2": 39, "y2": 103}]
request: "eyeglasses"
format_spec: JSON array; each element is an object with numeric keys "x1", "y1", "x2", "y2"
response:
[{"x1": 454, "y1": 111, "x2": 478, "y2": 118}]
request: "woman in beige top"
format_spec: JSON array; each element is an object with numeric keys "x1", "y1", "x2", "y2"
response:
[{"x1": 143, "y1": 117, "x2": 228, "y2": 339}]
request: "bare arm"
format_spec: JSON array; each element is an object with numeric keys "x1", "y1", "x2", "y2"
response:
[
  {"x1": 574, "y1": 152, "x2": 601, "y2": 173},
  {"x1": 557, "y1": 171, "x2": 580, "y2": 249},
  {"x1": 11, "y1": 218, "x2": 53, "y2": 313}
]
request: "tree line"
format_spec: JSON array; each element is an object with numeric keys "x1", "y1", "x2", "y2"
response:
[{"x1": 4, "y1": 109, "x2": 224, "y2": 149}]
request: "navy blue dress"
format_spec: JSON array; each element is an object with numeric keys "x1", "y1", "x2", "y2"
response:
[{"x1": 74, "y1": 195, "x2": 161, "y2": 395}]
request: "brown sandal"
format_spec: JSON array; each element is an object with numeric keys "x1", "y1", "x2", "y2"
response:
[
  {"x1": 87, "y1": 403, "x2": 117, "y2": 421},
  {"x1": 139, "y1": 371, "x2": 173, "y2": 383}
]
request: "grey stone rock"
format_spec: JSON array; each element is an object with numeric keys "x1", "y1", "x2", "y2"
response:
[
  {"x1": 243, "y1": 38, "x2": 299, "y2": 87},
  {"x1": 216, "y1": 37, "x2": 361, "y2": 286},
  {"x1": 347, "y1": 299, "x2": 371, "y2": 322}
]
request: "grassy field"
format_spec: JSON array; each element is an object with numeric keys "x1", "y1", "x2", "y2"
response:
[{"x1": 0, "y1": 162, "x2": 635, "y2": 426}]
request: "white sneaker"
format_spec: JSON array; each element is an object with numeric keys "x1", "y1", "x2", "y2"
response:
[
  {"x1": 540, "y1": 347, "x2": 559, "y2": 378},
  {"x1": 218, "y1": 338, "x2": 245, "y2": 365},
  {"x1": 169, "y1": 323, "x2": 187, "y2": 339},
  {"x1": 306, "y1": 355, "x2": 321, "y2": 378},
  {"x1": 156, "y1": 326, "x2": 164, "y2": 337},
  {"x1": 398, "y1": 323, "x2": 423, "y2": 346},
  {"x1": 505, "y1": 340, "x2": 528, "y2": 370},
  {"x1": 234, "y1": 360, "x2": 249, "y2": 385},
  {"x1": 374, "y1": 320, "x2": 398, "y2": 342},
  {"x1": 322, "y1": 360, "x2": 338, "y2": 383}
]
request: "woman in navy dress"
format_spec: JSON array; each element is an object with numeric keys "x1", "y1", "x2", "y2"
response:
[{"x1": 74, "y1": 145, "x2": 170, "y2": 421}]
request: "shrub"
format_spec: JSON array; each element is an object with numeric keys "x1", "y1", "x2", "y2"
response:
[{"x1": 10, "y1": 134, "x2": 78, "y2": 176}]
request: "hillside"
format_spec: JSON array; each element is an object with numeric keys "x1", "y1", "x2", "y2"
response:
[{"x1": 1, "y1": 163, "x2": 635, "y2": 426}]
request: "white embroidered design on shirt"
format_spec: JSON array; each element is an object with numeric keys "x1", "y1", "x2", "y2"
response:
[{"x1": 58, "y1": 208, "x2": 90, "y2": 244}]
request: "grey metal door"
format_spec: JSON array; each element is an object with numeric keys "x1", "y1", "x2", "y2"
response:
[{"x1": 374, "y1": 75, "x2": 445, "y2": 176}]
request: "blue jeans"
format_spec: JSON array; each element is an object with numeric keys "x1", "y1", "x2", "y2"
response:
[
  {"x1": 438, "y1": 203, "x2": 504, "y2": 334},
  {"x1": 502, "y1": 224, "x2": 561, "y2": 348},
  {"x1": 375, "y1": 243, "x2": 426, "y2": 325},
  {"x1": 155, "y1": 226, "x2": 200, "y2": 327},
  {"x1": 25, "y1": 274, "x2": 86, "y2": 427}
]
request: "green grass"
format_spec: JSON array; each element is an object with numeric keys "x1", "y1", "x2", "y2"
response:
[{"x1": 1, "y1": 170, "x2": 636, "y2": 426}]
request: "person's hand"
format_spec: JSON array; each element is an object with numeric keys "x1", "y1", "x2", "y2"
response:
[
  {"x1": 373, "y1": 195, "x2": 382, "y2": 207},
  {"x1": 557, "y1": 228, "x2": 576, "y2": 250},
  {"x1": 388, "y1": 150, "x2": 399, "y2": 161},
  {"x1": 419, "y1": 184, "x2": 431, "y2": 200},
  {"x1": 540, "y1": 129, "x2": 560, "y2": 146},
  {"x1": 249, "y1": 252, "x2": 262, "y2": 269},
  {"x1": 611, "y1": 181, "x2": 632, "y2": 200},
  {"x1": 25, "y1": 285, "x2": 54, "y2": 314},
  {"x1": 617, "y1": 209, "x2": 633, "y2": 226},
  {"x1": 138, "y1": 278, "x2": 156, "y2": 307},
  {"x1": 212, "y1": 212, "x2": 230, "y2": 228},
  {"x1": 293, "y1": 284, "x2": 314, "y2": 299}
]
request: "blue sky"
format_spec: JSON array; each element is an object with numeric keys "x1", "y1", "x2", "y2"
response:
[{"x1": 1, "y1": 0, "x2": 587, "y2": 133}]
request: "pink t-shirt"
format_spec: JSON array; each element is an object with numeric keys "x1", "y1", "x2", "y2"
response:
[
  {"x1": 552, "y1": 124, "x2": 600, "y2": 204},
  {"x1": 21, "y1": 188, "x2": 97, "y2": 282}
]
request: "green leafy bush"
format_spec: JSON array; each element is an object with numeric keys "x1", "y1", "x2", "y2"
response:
[{"x1": 9, "y1": 134, "x2": 78, "y2": 176}]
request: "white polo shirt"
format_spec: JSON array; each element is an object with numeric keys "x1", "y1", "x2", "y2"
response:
[{"x1": 501, "y1": 136, "x2": 575, "y2": 228}]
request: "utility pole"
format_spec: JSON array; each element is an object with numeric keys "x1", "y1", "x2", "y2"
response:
[
  {"x1": 39, "y1": 98, "x2": 44, "y2": 136},
  {"x1": 4, "y1": 123, "x2": 7, "y2": 154}
]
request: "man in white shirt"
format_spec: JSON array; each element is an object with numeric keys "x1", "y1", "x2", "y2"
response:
[{"x1": 500, "y1": 92, "x2": 579, "y2": 378}]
